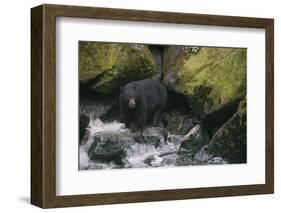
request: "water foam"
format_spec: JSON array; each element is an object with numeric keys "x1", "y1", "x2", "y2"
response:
[
  {"x1": 79, "y1": 119, "x2": 185, "y2": 170},
  {"x1": 79, "y1": 119, "x2": 126, "y2": 170}
]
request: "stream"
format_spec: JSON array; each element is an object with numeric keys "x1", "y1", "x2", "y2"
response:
[{"x1": 79, "y1": 112, "x2": 227, "y2": 171}]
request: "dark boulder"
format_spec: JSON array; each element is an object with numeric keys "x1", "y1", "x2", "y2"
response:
[
  {"x1": 134, "y1": 127, "x2": 167, "y2": 147},
  {"x1": 88, "y1": 131, "x2": 134, "y2": 164},
  {"x1": 207, "y1": 99, "x2": 246, "y2": 163},
  {"x1": 88, "y1": 126, "x2": 167, "y2": 164},
  {"x1": 194, "y1": 145, "x2": 213, "y2": 162},
  {"x1": 165, "y1": 113, "x2": 199, "y2": 135},
  {"x1": 180, "y1": 124, "x2": 210, "y2": 155}
]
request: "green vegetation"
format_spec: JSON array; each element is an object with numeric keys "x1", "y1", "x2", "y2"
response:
[
  {"x1": 79, "y1": 42, "x2": 155, "y2": 93},
  {"x1": 163, "y1": 47, "x2": 246, "y2": 116}
]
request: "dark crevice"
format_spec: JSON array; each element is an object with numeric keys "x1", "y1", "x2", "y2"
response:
[
  {"x1": 165, "y1": 89, "x2": 191, "y2": 114},
  {"x1": 80, "y1": 82, "x2": 114, "y2": 101},
  {"x1": 202, "y1": 98, "x2": 242, "y2": 136},
  {"x1": 80, "y1": 71, "x2": 105, "y2": 90},
  {"x1": 148, "y1": 45, "x2": 165, "y2": 81}
]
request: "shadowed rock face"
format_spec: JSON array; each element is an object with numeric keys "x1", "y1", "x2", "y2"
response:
[
  {"x1": 207, "y1": 99, "x2": 247, "y2": 163},
  {"x1": 165, "y1": 113, "x2": 199, "y2": 135}
]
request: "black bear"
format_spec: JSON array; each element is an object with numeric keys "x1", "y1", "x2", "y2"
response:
[{"x1": 119, "y1": 78, "x2": 167, "y2": 129}]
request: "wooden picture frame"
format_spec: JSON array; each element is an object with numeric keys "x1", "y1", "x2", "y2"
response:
[{"x1": 31, "y1": 4, "x2": 274, "y2": 208}]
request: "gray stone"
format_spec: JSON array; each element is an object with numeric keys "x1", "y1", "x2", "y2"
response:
[
  {"x1": 88, "y1": 131, "x2": 134, "y2": 164},
  {"x1": 194, "y1": 145, "x2": 213, "y2": 162},
  {"x1": 208, "y1": 157, "x2": 227, "y2": 164},
  {"x1": 165, "y1": 113, "x2": 198, "y2": 135},
  {"x1": 180, "y1": 124, "x2": 210, "y2": 155}
]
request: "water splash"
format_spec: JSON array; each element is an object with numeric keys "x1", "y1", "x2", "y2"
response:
[
  {"x1": 123, "y1": 141, "x2": 181, "y2": 168},
  {"x1": 79, "y1": 119, "x2": 126, "y2": 170},
  {"x1": 79, "y1": 118, "x2": 188, "y2": 170},
  {"x1": 88, "y1": 119, "x2": 126, "y2": 135}
]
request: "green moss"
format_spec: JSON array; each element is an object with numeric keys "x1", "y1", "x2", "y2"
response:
[
  {"x1": 163, "y1": 47, "x2": 247, "y2": 115},
  {"x1": 79, "y1": 43, "x2": 121, "y2": 81},
  {"x1": 79, "y1": 42, "x2": 155, "y2": 93}
]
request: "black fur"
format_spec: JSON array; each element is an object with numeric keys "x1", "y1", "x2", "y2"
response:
[{"x1": 119, "y1": 78, "x2": 167, "y2": 129}]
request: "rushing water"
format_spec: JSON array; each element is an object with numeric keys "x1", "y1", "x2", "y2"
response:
[
  {"x1": 78, "y1": 95, "x2": 230, "y2": 171},
  {"x1": 79, "y1": 118, "x2": 193, "y2": 170}
]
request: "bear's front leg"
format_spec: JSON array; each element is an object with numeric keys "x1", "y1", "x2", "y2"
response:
[
  {"x1": 153, "y1": 110, "x2": 162, "y2": 126},
  {"x1": 135, "y1": 113, "x2": 146, "y2": 132},
  {"x1": 125, "y1": 121, "x2": 131, "y2": 128},
  {"x1": 122, "y1": 112, "x2": 131, "y2": 128}
]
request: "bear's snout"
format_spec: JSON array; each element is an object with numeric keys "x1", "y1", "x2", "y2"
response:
[{"x1": 128, "y1": 98, "x2": 136, "y2": 109}]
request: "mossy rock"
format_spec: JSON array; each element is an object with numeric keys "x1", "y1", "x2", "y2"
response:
[
  {"x1": 163, "y1": 47, "x2": 247, "y2": 116},
  {"x1": 207, "y1": 98, "x2": 246, "y2": 163},
  {"x1": 79, "y1": 42, "x2": 155, "y2": 93}
]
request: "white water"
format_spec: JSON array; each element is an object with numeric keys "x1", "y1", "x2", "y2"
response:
[
  {"x1": 79, "y1": 119, "x2": 184, "y2": 170},
  {"x1": 79, "y1": 119, "x2": 126, "y2": 170}
]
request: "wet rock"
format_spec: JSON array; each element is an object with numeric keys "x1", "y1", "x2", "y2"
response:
[
  {"x1": 208, "y1": 157, "x2": 227, "y2": 164},
  {"x1": 135, "y1": 127, "x2": 167, "y2": 147},
  {"x1": 144, "y1": 155, "x2": 164, "y2": 167},
  {"x1": 194, "y1": 145, "x2": 213, "y2": 162},
  {"x1": 167, "y1": 134, "x2": 185, "y2": 146},
  {"x1": 163, "y1": 46, "x2": 246, "y2": 117},
  {"x1": 144, "y1": 150, "x2": 192, "y2": 168},
  {"x1": 79, "y1": 114, "x2": 90, "y2": 141},
  {"x1": 207, "y1": 99, "x2": 246, "y2": 163},
  {"x1": 165, "y1": 113, "x2": 199, "y2": 135},
  {"x1": 175, "y1": 155, "x2": 197, "y2": 166},
  {"x1": 88, "y1": 131, "x2": 134, "y2": 164},
  {"x1": 79, "y1": 42, "x2": 155, "y2": 94},
  {"x1": 100, "y1": 101, "x2": 123, "y2": 122},
  {"x1": 80, "y1": 93, "x2": 117, "y2": 120},
  {"x1": 180, "y1": 124, "x2": 210, "y2": 155},
  {"x1": 88, "y1": 126, "x2": 168, "y2": 164}
]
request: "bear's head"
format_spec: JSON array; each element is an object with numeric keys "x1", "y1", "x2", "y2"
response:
[{"x1": 119, "y1": 82, "x2": 138, "y2": 109}]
